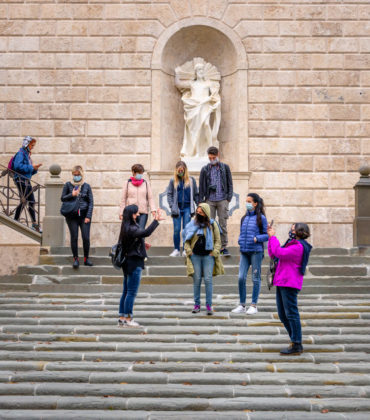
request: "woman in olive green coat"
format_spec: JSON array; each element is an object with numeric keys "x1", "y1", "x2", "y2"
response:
[{"x1": 183, "y1": 203, "x2": 225, "y2": 315}]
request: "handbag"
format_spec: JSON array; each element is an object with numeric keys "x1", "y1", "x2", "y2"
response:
[
  {"x1": 266, "y1": 257, "x2": 278, "y2": 290},
  {"x1": 60, "y1": 198, "x2": 80, "y2": 218},
  {"x1": 60, "y1": 184, "x2": 83, "y2": 218},
  {"x1": 109, "y1": 243, "x2": 126, "y2": 270}
]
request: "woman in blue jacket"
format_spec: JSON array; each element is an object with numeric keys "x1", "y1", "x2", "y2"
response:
[
  {"x1": 231, "y1": 193, "x2": 268, "y2": 315},
  {"x1": 12, "y1": 136, "x2": 42, "y2": 232}
]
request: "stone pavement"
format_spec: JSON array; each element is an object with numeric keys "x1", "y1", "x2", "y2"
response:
[{"x1": 0, "y1": 247, "x2": 369, "y2": 418}]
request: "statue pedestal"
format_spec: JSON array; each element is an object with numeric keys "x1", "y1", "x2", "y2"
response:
[{"x1": 182, "y1": 156, "x2": 209, "y2": 172}]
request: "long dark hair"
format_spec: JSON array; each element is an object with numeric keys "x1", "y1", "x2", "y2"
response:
[
  {"x1": 119, "y1": 204, "x2": 139, "y2": 245},
  {"x1": 244, "y1": 193, "x2": 266, "y2": 233}
]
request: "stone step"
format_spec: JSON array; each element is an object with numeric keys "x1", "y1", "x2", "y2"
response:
[
  {"x1": 18, "y1": 263, "x2": 370, "y2": 277},
  {"x1": 0, "y1": 360, "x2": 369, "y2": 374},
  {"x1": 0, "y1": 395, "x2": 369, "y2": 412},
  {"x1": 38, "y1": 254, "x2": 370, "y2": 266},
  {"x1": 48, "y1": 246, "x2": 361, "y2": 256},
  {"x1": 23, "y1": 283, "x2": 370, "y2": 295},
  {"x1": 0, "y1": 411, "x2": 366, "y2": 420}
]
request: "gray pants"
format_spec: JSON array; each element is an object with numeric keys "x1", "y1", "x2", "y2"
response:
[{"x1": 206, "y1": 199, "x2": 229, "y2": 248}]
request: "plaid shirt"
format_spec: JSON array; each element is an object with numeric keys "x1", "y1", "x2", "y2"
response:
[{"x1": 209, "y1": 164, "x2": 226, "y2": 202}]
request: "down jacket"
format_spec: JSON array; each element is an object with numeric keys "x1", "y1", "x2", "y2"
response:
[{"x1": 238, "y1": 211, "x2": 268, "y2": 253}]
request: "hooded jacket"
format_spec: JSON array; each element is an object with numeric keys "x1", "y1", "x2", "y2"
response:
[
  {"x1": 184, "y1": 203, "x2": 225, "y2": 277},
  {"x1": 268, "y1": 236, "x2": 312, "y2": 290},
  {"x1": 13, "y1": 148, "x2": 37, "y2": 180}
]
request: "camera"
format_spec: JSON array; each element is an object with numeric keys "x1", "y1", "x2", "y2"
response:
[{"x1": 209, "y1": 184, "x2": 217, "y2": 192}]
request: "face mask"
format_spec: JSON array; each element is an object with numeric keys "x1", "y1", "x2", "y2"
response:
[
  {"x1": 177, "y1": 172, "x2": 184, "y2": 178},
  {"x1": 289, "y1": 231, "x2": 296, "y2": 240},
  {"x1": 73, "y1": 175, "x2": 82, "y2": 183},
  {"x1": 135, "y1": 174, "x2": 143, "y2": 181},
  {"x1": 209, "y1": 157, "x2": 219, "y2": 165},
  {"x1": 246, "y1": 203, "x2": 254, "y2": 212},
  {"x1": 196, "y1": 214, "x2": 206, "y2": 224}
]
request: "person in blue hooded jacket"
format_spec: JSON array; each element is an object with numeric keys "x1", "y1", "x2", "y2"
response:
[
  {"x1": 231, "y1": 193, "x2": 268, "y2": 315},
  {"x1": 12, "y1": 136, "x2": 42, "y2": 232}
]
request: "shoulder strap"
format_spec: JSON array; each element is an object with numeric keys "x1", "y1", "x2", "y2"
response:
[{"x1": 144, "y1": 180, "x2": 148, "y2": 202}]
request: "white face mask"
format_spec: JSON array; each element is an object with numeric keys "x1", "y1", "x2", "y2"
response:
[
  {"x1": 209, "y1": 157, "x2": 219, "y2": 165},
  {"x1": 135, "y1": 174, "x2": 143, "y2": 181},
  {"x1": 246, "y1": 202, "x2": 254, "y2": 211}
]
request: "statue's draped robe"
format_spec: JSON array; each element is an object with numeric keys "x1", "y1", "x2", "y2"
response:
[{"x1": 180, "y1": 81, "x2": 221, "y2": 158}]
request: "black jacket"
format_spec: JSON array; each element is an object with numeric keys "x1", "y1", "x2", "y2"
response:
[
  {"x1": 61, "y1": 182, "x2": 94, "y2": 220},
  {"x1": 122, "y1": 220, "x2": 159, "y2": 259},
  {"x1": 199, "y1": 162, "x2": 233, "y2": 202}
]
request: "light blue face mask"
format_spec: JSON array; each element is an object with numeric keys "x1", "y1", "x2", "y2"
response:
[
  {"x1": 135, "y1": 174, "x2": 143, "y2": 181},
  {"x1": 73, "y1": 175, "x2": 82, "y2": 183},
  {"x1": 246, "y1": 202, "x2": 254, "y2": 212}
]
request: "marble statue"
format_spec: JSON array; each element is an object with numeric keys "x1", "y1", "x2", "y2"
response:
[{"x1": 175, "y1": 58, "x2": 221, "y2": 159}]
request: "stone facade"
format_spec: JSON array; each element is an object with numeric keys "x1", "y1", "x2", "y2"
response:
[{"x1": 0, "y1": 1, "x2": 369, "y2": 248}]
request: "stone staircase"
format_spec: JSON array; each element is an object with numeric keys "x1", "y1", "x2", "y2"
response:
[{"x1": 0, "y1": 247, "x2": 369, "y2": 418}]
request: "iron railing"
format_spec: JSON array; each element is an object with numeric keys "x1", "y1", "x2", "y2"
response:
[{"x1": 0, "y1": 164, "x2": 44, "y2": 232}]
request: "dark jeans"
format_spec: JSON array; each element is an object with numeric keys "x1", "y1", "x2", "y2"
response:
[
  {"x1": 66, "y1": 214, "x2": 91, "y2": 258},
  {"x1": 276, "y1": 286, "x2": 302, "y2": 344},
  {"x1": 119, "y1": 266, "x2": 142, "y2": 317},
  {"x1": 14, "y1": 178, "x2": 36, "y2": 223},
  {"x1": 137, "y1": 213, "x2": 148, "y2": 229},
  {"x1": 173, "y1": 207, "x2": 191, "y2": 251}
]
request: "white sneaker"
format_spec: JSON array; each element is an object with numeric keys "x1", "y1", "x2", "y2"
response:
[
  {"x1": 126, "y1": 319, "x2": 142, "y2": 328},
  {"x1": 246, "y1": 306, "x2": 258, "y2": 315},
  {"x1": 182, "y1": 250, "x2": 187, "y2": 257},
  {"x1": 231, "y1": 305, "x2": 246, "y2": 314},
  {"x1": 169, "y1": 249, "x2": 180, "y2": 257}
]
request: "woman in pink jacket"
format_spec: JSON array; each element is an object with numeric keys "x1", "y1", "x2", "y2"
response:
[
  {"x1": 119, "y1": 164, "x2": 156, "y2": 229},
  {"x1": 268, "y1": 223, "x2": 312, "y2": 356}
]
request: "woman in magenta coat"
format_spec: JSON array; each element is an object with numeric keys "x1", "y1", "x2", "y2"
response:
[{"x1": 268, "y1": 223, "x2": 312, "y2": 355}]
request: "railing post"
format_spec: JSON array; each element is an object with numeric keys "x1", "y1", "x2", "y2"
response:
[
  {"x1": 353, "y1": 165, "x2": 370, "y2": 247},
  {"x1": 42, "y1": 164, "x2": 65, "y2": 247}
]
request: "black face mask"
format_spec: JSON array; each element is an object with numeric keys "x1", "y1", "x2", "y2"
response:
[
  {"x1": 196, "y1": 214, "x2": 206, "y2": 224},
  {"x1": 289, "y1": 231, "x2": 297, "y2": 240}
]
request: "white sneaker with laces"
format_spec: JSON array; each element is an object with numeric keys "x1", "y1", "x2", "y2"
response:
[
  {"x1": 246, "y1": 306, "x2": 258, "y2": 315},
  {"x1": 169, "y1": 249, "x2": 180, "y2": 257},
  {"x1": 231, "y1": 305, "x2": 246, "y2": 314},
  {"x1": 126, "y1": 319, "x2": 142, "y2": 328},
  {"x1": 182, "y1": 250, "x2": 187, "y2": 257}
]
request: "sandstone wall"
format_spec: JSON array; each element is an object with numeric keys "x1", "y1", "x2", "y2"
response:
[{"x1": 0, "y1": 1, "x2": 369, "y2": 248}]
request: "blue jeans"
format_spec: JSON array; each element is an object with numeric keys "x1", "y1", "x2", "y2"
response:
[
  {"x1": 238, "y1": 251, "x2": 264, "y2": 305},
  {"x1": 137, "y1": 213, "x2": 148, "y2": 229},
  {"x1": 191, "y1": 254, "x2": 214, "y2": 306},
  {"x1": 276, "y1": 286, "x2": 302, "y2": 344},
  {"x1": 119, "y1": 267, "x2": 142, "y2": 317},
  {"x1": 173, "y1": 207, "x2": 191, "y2": 250}
]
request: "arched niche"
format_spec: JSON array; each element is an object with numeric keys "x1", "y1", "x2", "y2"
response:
[{"x1": 151, "y1": 18, "x2": 248, "y2": 172}]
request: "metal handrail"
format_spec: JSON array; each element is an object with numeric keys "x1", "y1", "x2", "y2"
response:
[{"x1": 0, "y1": 164, "x2": 44, "y2": 232}]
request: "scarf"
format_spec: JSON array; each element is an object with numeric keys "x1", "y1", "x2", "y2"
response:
[
  {"x1": 130, "y1": 176, "x2": 144, "y2": 187},
  {"x1": 183, "y1": 219, "x2": 214, "y2": 251}
]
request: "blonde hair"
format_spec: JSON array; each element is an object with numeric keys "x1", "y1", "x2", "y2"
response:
[
  {"x1": 72, "y1": 165, "x2": 83, "y2": 175},
  {"x1": 173, "y1": 161, "x2": 190, "y2": 188}
]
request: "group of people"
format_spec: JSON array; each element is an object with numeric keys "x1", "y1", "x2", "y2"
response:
[{"x1": 11, "y1": 138, "x2": 312, "y2": 356}]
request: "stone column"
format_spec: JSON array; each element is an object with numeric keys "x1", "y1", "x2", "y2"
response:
[
  {"x1": 42, "y1": 164, "x2": 65, "y2": 247},
  {"x1": 353, "y1": 166, "x2": 370, "y2": 247}
]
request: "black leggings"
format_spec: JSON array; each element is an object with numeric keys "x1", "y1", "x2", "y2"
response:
[
  {"x1": 66, "y1": 214, "x2": 91, "y2": 258},
  {"x1": 14, "y1": 178, "x2": 36, "y2": 223}
]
